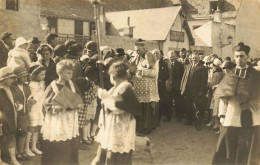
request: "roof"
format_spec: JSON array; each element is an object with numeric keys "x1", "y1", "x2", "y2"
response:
[
  {"x1": 193, "y1": 21, "x2": 213, "y2": 47},
  {"x1": 106, "y1": 6, "x2": 182, "y2": 40},
  {"x1": 41, "y1": 0, "x2": 173, "y2": 21}
]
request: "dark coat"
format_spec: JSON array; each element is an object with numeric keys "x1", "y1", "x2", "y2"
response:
[
  {"x1": 10, "y1": 84, "x2": 31, "y2": 132},
  {"x1": 38, "y1": 58, "x2": 58, "y2": 87},
  {"x1": 172, "y1": 60, "x2": 184, "y2": 93},
  {"x1": 0, "y1": 41, "x2": 9, "y2": 68},
  {"x1": 158, "y1": 58, "x2": 169, "y2": 85},
  {"x1": 0, "y1": 88, "x2": 16, "y2": 135},
  {"x1": 180, "y1": 63, "x2": 208, "y2": 97}
]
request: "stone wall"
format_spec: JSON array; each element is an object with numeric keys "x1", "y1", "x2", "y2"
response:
[{"x1": 0, "y1": 0, "x2": 44, "y2": 41}]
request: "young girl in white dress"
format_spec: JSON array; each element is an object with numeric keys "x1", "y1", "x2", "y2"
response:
[{"x1": 25, "y1": 65, "x2": 46, "y2": 156}]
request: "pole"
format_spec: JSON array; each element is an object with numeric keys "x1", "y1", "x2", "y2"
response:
[{"x1": 92, "y1": 0, "x2": 105, "y2": 129}]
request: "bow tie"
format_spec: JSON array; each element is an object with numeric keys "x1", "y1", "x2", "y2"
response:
[{"x1": 235, "y1": 68, "x2": 247, "y2": 78}]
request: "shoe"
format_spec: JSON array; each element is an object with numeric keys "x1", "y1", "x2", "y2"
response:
[
  {"x1": 21, "y1": 153, "x2": 30, "y2": 160},
  {"x1": 184, "y1": 121, "x2": 192, "y2": 126},
  {"x1": 206, "y1": 123, "x2": 213, "y2": 127},
  {"x1": 215, "y1": 130, "x2": 220, "y2": 134},
  {"x1": 79, "y1": 143, "x2": 89, "y2": 150},
  {"x1": 82, "y1": 139, "x2": 92, "y2": 145},
  {"x1": 32, "y1": 148, "x2": 42, "y2": 155},
  {"x1": 16, "y1": 154, "x2": 25, "y2": 161},
  {"x1": 212, "y1": 127, "x2": 220, "y2": 132},
  {"x1": 24, "y1": 149, "x2": 35, "y2": 157}
]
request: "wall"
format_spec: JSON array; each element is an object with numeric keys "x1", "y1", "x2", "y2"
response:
[
  {"x1": 96, "y1": 35, "x2": 159, "y2": 51},
  {"x1": 0, "y1": 0, "x2": 44, "y2": 41},
  {"x1": 212, "y1": 22, "x2": 235, "y2": 59},
  {"x1": 162, "y1": 14, "x2": 190, "y2": 54},
  {"x1": 235, "y1": 0, "x2": 260, "y2": 59},
  {"x1": 83, "y1": 21, "x2": 90, "y2": 36},
  {"x1": 58, "y1": 18, "x2": 74, "y2": 34}
]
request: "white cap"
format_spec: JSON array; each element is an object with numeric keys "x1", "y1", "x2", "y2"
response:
[
  {"x1": 15, "y1": 37, "x2": 28, "y2": 48},
  {"x1": 213, "y1": 58, "x2": 222, "y2": 66}
]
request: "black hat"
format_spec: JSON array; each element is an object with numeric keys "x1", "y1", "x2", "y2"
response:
[
  {"x1": 222, "y1": 61, "x2": 236, "y2": 70},
  {"x1": 54, "y1": 45, "x2": 68, "y2": 57},
  {"x1": 29, "y1": 37, "x2": 41, "y2": 44},
  {"x1": 116, "y1": 48, "x2": 125, "y2": 56},
  {"x1": 135, "y1": 38, "x2": 145, "y2": 46},
  {"x1": 234, "y1": 42, "x2": 250, "y2": 55},
  {"x1": 84, "y1": 41, "x2": 97, "y2": 51}
]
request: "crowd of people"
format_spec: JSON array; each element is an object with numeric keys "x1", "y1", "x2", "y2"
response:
[{"x1": 0, "y1": 31, "x2": 259, "y2": 165}]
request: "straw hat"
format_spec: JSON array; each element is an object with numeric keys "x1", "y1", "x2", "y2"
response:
[
  {"x1": 0, "y1": 67, "x2": 16, "y2": 82},
  {"x1": 13, "y1": 66, "x2": 29, "y2": 79},
  {"x1": 213, "y1": 58, "x2": 222, "y2": 67},
  {"x1": 15, "y1": 37, "x2": 28, "y2": 48}
]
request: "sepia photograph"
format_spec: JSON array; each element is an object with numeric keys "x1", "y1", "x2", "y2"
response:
[{"x1": 0, "y1": 0, "x2": 260, "y2": 164}]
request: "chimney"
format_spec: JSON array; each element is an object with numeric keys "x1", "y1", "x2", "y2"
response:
[
  {"x1": 99, "y1": 5, "x2": 106, "y2": 35},
  {"x1": 124, "y1": 17, "x2": 134, "y2": 38},
  {"x1": 213, "y1": 6, "x2": 222, "y2": 22}
]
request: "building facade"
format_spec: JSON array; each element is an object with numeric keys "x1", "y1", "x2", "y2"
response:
[{"x1": 0, "y1": 0, "x2": 44, "y2": 41}]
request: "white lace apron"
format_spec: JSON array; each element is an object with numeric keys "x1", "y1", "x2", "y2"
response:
[
  {"x1": 41, "y1": 80, "x2": 79, "y2": 141},
  {"x1": 96, "y1": 81, "x2": 136, "y2": 153}
]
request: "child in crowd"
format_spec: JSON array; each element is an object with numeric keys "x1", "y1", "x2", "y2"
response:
[
  {"x1": 41, "y1": 59, "x2": 83, "y2": 165},
  {"x1": 92, "y1": 62, "x2": 141, "y2": 165},
  {"x1": 11, "y1": 67, "x2": 35, "y2": 161},
  {"x1": 0, "y1": 67, "x2": 20, "y2": 165},
  {"x1": 24, "y1": 64, "x2": 46, "y2": 156}
]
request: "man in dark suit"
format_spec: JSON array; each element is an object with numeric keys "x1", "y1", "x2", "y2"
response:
[
  {"x1": 180, "y1": 52, "x2": 208, "y2": 130},
  {"x1": 0, "y1": 32, "x2": 15, "y2": 68},
  {"x1": 178, "y1": 48, "x2": 190, "y2": 66},
  {"x1": 152, "y1": 49, "x2": 169, "y2": 122},
  {"x1": 168, "y1": 51, "x2": 185, "y2": 122}
]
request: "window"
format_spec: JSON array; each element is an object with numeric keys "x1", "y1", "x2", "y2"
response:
[
  {"x1": 48, "y1": 18, "x2": 58, "y2": 33},
  {"x1": 89, "y1": 22, "x2": 95, "y2": 36},
  {"x1": 210, "y1": 1, "x2": 218, "y2": 14},
  {"x1": 6, "y1": 0, "x2": 18, "y2": 11},
  {"x1": 75, "y1": 20, "x2": 83, "y2": 35}
]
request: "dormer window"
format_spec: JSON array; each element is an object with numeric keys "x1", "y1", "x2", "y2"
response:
[{"x1": 210, "y1": 1, "x2": 218, "y2": 14}]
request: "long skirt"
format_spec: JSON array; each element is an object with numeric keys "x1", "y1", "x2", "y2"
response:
[
  {"x1": 41, "y1": 137, "x2": 79, "y2": 165},
  {"x1": 136, "y1": 102, "x2": 159, "y2": 134},
  {"x1": 92, "y1": 145, "x2": 132, "y2": 165},
  {"x1": 212, "y1": 126, "x2": 260, "y2": 165}
]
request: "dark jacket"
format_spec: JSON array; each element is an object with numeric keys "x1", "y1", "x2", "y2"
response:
[
  {"x1": 38, "y1": 58, "x2": 58, "y2": 87},
  {"x1": 10, "y1": 84, "x2": 31, "y2": 132},
  {"x1": 0, "y1": 88, "x2": 16, "y2": 135},
  {"x1": 158, "y1": 58, "x2": 169, "y2": 85},
  {"x1": 0, "y1": 41, "x2": 9, "y2": 68},
  {"x1": 172, "y1": 60, "x2": 184, "y2": 92},
  {"x1": 180, "y1": 63, "x2": 208, "y2": 97}
]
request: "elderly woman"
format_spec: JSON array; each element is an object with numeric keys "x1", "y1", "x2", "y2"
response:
[{"x1": 41, "y1": 59, "x2": 83, "y2": 165}]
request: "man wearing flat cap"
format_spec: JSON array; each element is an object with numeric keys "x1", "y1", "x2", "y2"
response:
[
  {"x1": 0, "y1": 32, "x2": 15, "y2": 68},
  {"x1": 128, "y1": 39, "x2": 159, "y2": 135},
  {"x1": 212, "y1": 42, "x2": 260, "y2": 164}
]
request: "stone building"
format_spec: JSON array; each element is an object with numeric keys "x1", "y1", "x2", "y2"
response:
[{"x1": 0, "y1": 0, "x2": 43, "y2": 41}]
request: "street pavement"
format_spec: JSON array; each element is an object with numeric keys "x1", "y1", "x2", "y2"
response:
[{"x1": 19, "y1": 119, "x2": 219, "y2": 165}]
